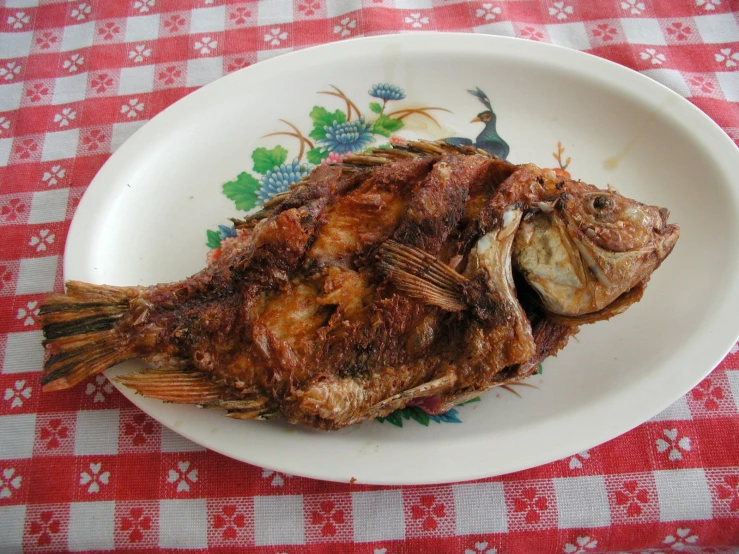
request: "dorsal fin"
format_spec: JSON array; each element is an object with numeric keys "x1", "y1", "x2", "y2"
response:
[{"x1": 339, "y1": 140, "x2": 490, "y2": 168}]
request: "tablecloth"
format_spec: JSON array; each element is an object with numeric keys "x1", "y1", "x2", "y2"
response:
[{"x1": 1, "y1": 0, "x2": 739, "y2": 552}]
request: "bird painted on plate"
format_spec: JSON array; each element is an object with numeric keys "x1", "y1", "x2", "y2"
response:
[{"x1": 445, "y1": 87, "x2": 509, "y2": 159}]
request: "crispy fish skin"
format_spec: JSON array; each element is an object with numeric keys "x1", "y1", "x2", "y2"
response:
[{"x1": 39, "y1": 141, "x2": 679, "y2": 430}]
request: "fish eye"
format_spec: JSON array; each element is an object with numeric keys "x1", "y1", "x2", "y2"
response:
[{"x1": 592, "y1": 195, "x2": 613, "y2": 211}]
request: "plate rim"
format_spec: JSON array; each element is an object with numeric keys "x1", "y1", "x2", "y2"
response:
[{"x1": 64, "y1": 32, "x2": 739, "y2": 485}]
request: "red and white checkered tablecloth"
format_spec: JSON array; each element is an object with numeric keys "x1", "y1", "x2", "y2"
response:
[{"x1": 1, "y1": 0, "x2": 739, "y2": 552}]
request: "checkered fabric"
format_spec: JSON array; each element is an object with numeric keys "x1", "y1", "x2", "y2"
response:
[{"x1": 1, "y1": 0, "x2": 738, "y2": 552}]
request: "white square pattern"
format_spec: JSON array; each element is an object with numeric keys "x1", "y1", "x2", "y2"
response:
[
  {"x1": 160, "y1": 426, "x2": 206, "y2": 453},
  {"x1": 0, "y1": 138, "x2": 12, "y2": 167},
  {"x1": 0, "y1": 505, "x2": 26, "y2": 554},
  {"x1": 5, "y1": 0, "x2": 39, "y2": 6},
  {"x1": 545, "y1": 22, "x2": 591, "y2": 51},
  {"x1": 650, "y1": 395, "x2": 693, "y2": 421},
  {"x1": 395, "y1": 0, "x2": 432, "y2": 8},
  {"x1": 118, "y1": 65, "x2": 155, "y2": 95},
  {"x1": 0, "y1": 414, "x2": 36, "y2": 459},
  {"x1": 190, "y1": 6, "x2": 226, "y2": 34},
  {"x1": 553, "y1": 475, "x2": 611, "y2": 528},
  {"x1": 0, "y1": 32, "x2": 33, "y2": 60},
  {"x1": 352, "y1": 490, "x2": 405, "y2": 542},
  {"x1": 74, "y1": 410, "x2": 119, "y2": 456},
  {"x1": 42, "y1": 129, "x2": 80, "y2": 162},
  {"x1": 640, "y1": 69, "x2": 691, "y2": 98},
  {"x1": 15, "y1": 256, "x2": 59, "y2": 295},
  {"x1": 474, "y1": 21, "x2": 516, "y2": 37},
  {"x1": 254, "y1": 495, "x2": 305, "y2": 546},
  {"x1": 717, "y1": 72, "x2": 739, "y2": 102},
  {"x1": 654, "y1": 469, "x2": 712, "y2": 521},
  {"x1": 159, "y1": 499, "x2": 208, "y2": 549},
  {"x1": 0, "y1": 83, "x2": 23, "y2": 112},
  {"x1": 3, "y1": 331, "x2": 45, "y2": 373},
  {"x1": 453, "y1": 482, "x2": 507, "y2": 534},
  {"x1": 52, "y1": 73, "x2": 88, "y2": 105},
  {"x1": 326, "y1": 0, "x2": 361, "y2": 18},
  {"x1": 727, "y1": 370, "x2": 739, "y2": 412},
  {"x1": 620, "y1": 18, "x2": 666, "y2": 45},
  {"x1": 186, "y1": 57, "x2": 223, "y2": 87},
  {"x1": 68, "y1": 502, "x2": 115, "y2": 551},
  {"x1": 125, "y1": 14, "x2": 160, "y2": 43},
  {"x1": 694, "y1": 13, "x2": 739, "y2": 44},
  {"x1": 257, "y1": 47, "x2": 293, "y2": 62},
  {"x1": 28, "y1": 188, "x2": 69, "y2": 224},
  {"x1": 61, "y1": 22, "x2": 94, "y2": 52},
  {"x1": 257, "y1": 0, "x2": 295, "y2": 25},
  {"x1": 111, "y1": 121, "x2": 146, "y2": 152}
]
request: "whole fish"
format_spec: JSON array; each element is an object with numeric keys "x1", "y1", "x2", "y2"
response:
[{"x1": 40, "y1": 141, "x2": 679, "y2": 430}]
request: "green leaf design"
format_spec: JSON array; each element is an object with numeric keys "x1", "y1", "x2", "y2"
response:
[
  {"x1": 372, "y1": 114, "x2": 404, "y2": 137},
  {"x1": 383, "y1": 411, "x2": 404, "y2": 427},
  {"x1": 206, "y1": 229, "x2": 222, "y2": 249},
  {"x1": 222, "y1": 171, "x2": 261, "y2": 211},
  {"x1": 306, "y1": 147, "x2": 329, "y2": 164},
  {"x1": 252, "y1": 146, "x2": 288, "y2": 175},
  {"x1": 457, "y1": 397, "x2": 480, "y2": 406},
  {"x1": 308, "y1": 106, "x2": 346, "y2": 141},
  {"x1": 538, "y1": 363, "x2": 543, "y2": 375},
  {"x1": 408, "y1": 407, "x2": 430, "y2": 426},
  {"x1": 369, "y1": 102, "x2": 382, "y2": 114}
]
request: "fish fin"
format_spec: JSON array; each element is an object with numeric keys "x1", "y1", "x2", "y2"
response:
[
  {"x1": 116, "y1": 368, "x2": 234, "y2": 404},
  {"x1": 340, "y1": 153, "x2": 404, "y2": 166},
  {"x1": 398, "y1": 139, "x2": 485, "y2": 157},
  {"x1": 379, "y1": 240, "x2": 468, "y2": 311},
  {"x1": 224, "y1": 410, "x2": 268, "y2": 420},
  {"x1": 40, "y1": 281, "x2": 136, "y2": 391},
  {"x1": 202, "y1": 398, "x2": 272, "y2": 420},
  {"x1": 340, "y1": 140, "x2": 482, "y2": 168},
  {"x1": 444, "y1": 137, "x2": 473, "y2": 147},
  {"x1": 339, "y1": 144, "x2": 430, "y2": 166},
  {"x1": 370, "y1": 373, "x2": 456, "y2": 417},
  {"x1": 200, "y1": 398, "x2": 269, "y2": 411}
]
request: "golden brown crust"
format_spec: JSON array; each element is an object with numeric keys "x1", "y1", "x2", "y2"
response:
[{"x1": 40, "y1": 141, "x2": 677, "y2": 430}]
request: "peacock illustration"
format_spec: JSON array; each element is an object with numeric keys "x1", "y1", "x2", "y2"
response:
[{"x1": 445, "y1": 87, "x2": 509, "y2": 159}]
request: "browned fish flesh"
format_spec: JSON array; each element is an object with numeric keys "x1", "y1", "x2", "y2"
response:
[{"x1": 39, "y1": 141, "x2": 679, "y2": 430}]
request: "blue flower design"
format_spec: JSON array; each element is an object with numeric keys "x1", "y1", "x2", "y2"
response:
[
  {"x1": 258, "y1": 159, "x2": 312, "y2": 203},
  {"x1": 369, "y1": 83, "x2": 406, "y2": 101},
  {"x1": 318, "y1": 116, "x2": 375, "y2": 155},
  {"x1": 217, "y1": 224, "x2": 237, "y2": 240},
  {"x1": 429, "y1": 409, "x2": 461, "y2": 424}
]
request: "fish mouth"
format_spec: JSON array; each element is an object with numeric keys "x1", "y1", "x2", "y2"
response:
[{"x1": 657, "y1": 222, "x2": 680, "y2": 259}]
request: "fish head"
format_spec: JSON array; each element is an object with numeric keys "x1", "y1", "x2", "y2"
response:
[{"x1": 514, "y1": 184, "x2": 679, "y2": 317}]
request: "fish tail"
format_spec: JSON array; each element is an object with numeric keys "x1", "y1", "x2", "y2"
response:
[{"x1": 40, "y1": 281, "x2": 136, "y2": 391}]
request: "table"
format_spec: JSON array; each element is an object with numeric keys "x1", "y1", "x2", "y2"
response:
[{"x1": 1, "y1": 1, "x2": 738, "y2": 552}]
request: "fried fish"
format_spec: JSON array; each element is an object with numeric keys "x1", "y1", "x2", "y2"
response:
[{"x1": 39, "y1": 141, "x2": 679, "y2": 430}]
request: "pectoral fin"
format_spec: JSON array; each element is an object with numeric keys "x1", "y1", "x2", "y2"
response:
[
  {"x1": 379, "y1": 240, "x2": 468, "y2": 312},
  {"x1": 368, "y1": 373, "x2": 457, "y2": 418}
]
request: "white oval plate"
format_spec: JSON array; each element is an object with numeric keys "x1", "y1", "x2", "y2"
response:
[{"x1": 66, "y1": 33, "x2": 739, "y2": 485}]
